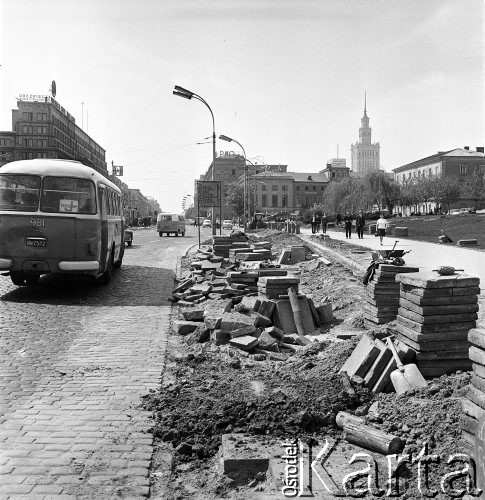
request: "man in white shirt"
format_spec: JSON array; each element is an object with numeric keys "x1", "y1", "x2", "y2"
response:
[{"x1": 376, "y1": 214, "x2": 388, "y2": 246}]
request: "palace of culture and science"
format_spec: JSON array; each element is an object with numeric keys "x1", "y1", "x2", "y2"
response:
[{"x1": 350, "y1": 94, "x2": 380, "y2": 175}]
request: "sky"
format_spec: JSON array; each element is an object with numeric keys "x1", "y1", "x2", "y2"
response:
[{"x1": 0, "y1": 0, "x2": 484, "y2": 212}]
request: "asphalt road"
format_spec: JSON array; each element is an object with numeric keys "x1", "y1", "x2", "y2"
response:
[{"x1": 0, "y1": 226, "x2": 199, "y2": 498}]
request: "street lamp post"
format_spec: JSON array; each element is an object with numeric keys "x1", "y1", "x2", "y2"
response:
[
  {"x1": 173, "y1": 85, "x2": 217, "y2": 236},
  {"x1": 219, "y1": 134, "x2": 247, "y2": 230}
]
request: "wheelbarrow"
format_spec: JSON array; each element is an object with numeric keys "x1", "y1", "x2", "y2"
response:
[{"x1": 373, "y1": 240, "x2": 411, "y2": 260}]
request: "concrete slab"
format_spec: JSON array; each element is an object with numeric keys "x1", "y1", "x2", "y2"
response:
[
  {"x1": 339, "y1": 333, "x2": 380, "y2": 379},
  {"x1": 396, "y1": 272, "x2": 480, "y2": 289}
]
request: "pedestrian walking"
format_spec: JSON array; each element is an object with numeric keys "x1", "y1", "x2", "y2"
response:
[
  {"x1": 321, "y1": 213, "x2": 328, "y2": 234},
  {"x1": 344, "y1": 211, "x2": 353, "y2": 239},
  {"x1": 356, "y1": 210, "x2": 365, "y2": 239},
  {"x1": 336, "y1": 213, "x2": 342, "y2": 226},
  {"x1": 311, "y1": 214, "x2": 316, "y2": 234},
  {"x1": 376, "y1": 214, "x2": 388, "y2": 245}
]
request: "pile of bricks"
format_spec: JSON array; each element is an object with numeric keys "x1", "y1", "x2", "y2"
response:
[
  {"x1": 258, "y1": 276, "x2": 300, "y2": 300},
  {"x1": 395, "y1": 272, "x2": 480, "y2": 377},
  {"x1": 213, "y1": 234, "x2": 249, "y2": 258},
  {"x1": 340, "y1": 333, "x2": 414, "y2": 393},
  {"x1": 364, "y1": 264, "x2": 419, "y2": 326},
  {"x1": 461, "y1": 304, "x2": 485, "y2": 452}
]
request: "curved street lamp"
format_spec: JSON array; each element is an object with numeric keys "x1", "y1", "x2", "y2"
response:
[
  {"x1": 173, "y1": 85, "x2": 217, "y2": 235},
  {"x1": 219, "y1": 134, "x2": 247, "y2": 229}
]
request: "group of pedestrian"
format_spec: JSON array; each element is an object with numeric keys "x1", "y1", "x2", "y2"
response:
[
  {"x1": 310, "y1": 213, "x2": 328, "y2": 234},
  {"x1": 311, "y1": 210, "x2": 389, "y2": 244},
  {"x1": 342, "y1": 210, "x2": 366, "y2": 239}
]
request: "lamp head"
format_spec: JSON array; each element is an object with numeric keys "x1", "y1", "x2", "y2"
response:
[
  {"x1": 173, "y1": 90, "x2": 192, "y2": 100},
  {"x1": 219, "y1": 134, "x2": 233, "y2": 143},
  {"x1": 174, "y1": 85, "x2": 194, "y2": 97}
]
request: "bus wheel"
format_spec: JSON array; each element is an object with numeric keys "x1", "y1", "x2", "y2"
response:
[
  {"x1": 25, "y1": 275, "x2": 40, "y2": 286},
  {"x1": 159, "y1": 232, "x2": 163, "y2": 237},
  {"x1": 10, "y1": 272, "x2": 26, "y2": 286},
  {"x1": 114, "y1": 245, "x2": 124, "y2": 268},
  {"x1": 175, "y1": 232, "x2": 178, "y2": 237},
  {"x1": 182, "y1": 231, "x2": 185, "y2": 237},
  {"x1": 98, "y1": 250, "x2": 113, "y2": 285}
]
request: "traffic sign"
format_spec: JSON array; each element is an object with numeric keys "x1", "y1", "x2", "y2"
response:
[{"x1": 197, "y1": 180, "x2": 221, "y2": 207}]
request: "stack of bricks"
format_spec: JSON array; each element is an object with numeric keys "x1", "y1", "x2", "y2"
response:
[
  {"x1": 226, "y1": 271, "x2": 259, "y2": 293},
  {"x1": 395, "y1": 272, "x2": 480, "y2": 378},
  {"x1": 461, "y1": 293, "x2": 485, "y2": 452},
  {"x1": 364, "y1": 264, "x2": 419, "y2": 326},
  {"x1": 258, "y1": 276, "x2": 300, "y2": 300},
  {"x1": 212, "y1": 235, "x2": 248, "y2": 258}
]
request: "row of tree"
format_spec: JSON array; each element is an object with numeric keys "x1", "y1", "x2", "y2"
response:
[{"x1": 186, "y1": 170, "x2": 485, "y2": 219}]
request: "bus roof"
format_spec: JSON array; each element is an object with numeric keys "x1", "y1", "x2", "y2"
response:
[{"x1": 0, "y1": 159, "x2": 121, "y2": 192}]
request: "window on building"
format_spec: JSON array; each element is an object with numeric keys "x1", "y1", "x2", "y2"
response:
[
  {"x1": 312, "y1": 186, "x2": 316, "y2": 191},
  {"x1": 296, "y1": 186, "x2": 300, "y2": 191},
  {"x1": 460, "y1": 165, "x2": 467, "y2": 175},
  {"x1": 304, "y1": 186, "x2": 308, "y2": 191},
  {"x1": 43, "y1": 126, "x2": 47, "y2": 134},
  {"x1": 272, "y1": 184, "x2": 278, "y2": 191},
  {"x1": 231, "y1": 169, "x2": 236, "y2": 176},
  {"x1": 296, "y1": 196, "x2": 301, "y2": 206},
  {"x1": 282, "y1": 195, "x2": 287, "y2": 208},
  {"x1": 332, "y1": 172, "x2": 335, "y2": 178},
  {"x1": 261, "y1": 194, "x2": 267, "y2": 207},
  {"x1": 282, "y1": 185, "x2": 288, "y2": 191},
  {"x1": 22, "y1": 125, "x2": 28, "y2": 133},
  {"x1": 321, "y1": 186, "x2": 324, "y2": 191},
  {"x1": 42, "y1": 140, "x2": 47, "y2": 147},
  {"x1": 262, "y1": 184, "x2": 267, "y2": 191},
  {"x1": 272, "y1": 195, "x2": 278, "y2": 207}
]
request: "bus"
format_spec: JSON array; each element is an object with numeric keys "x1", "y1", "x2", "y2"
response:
[{"x1": 0, "y1": 159, "x2": 125, "y2": 286}]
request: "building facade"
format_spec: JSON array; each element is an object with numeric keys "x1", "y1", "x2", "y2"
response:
[
  {"x1": 196, "y1": 151, "x2": 289, "y2": 219},
  {"x1": 252, "y1": 171, "x2": 328, "y2": 214},
  {"x1": 393, "y1": 147, "x2": 485, "y2": 214},
  {"x1": 0, "y1": 95, "x2": 107, "y2": 173},
  {"x1": 320, "y1": 158, "x2": 350, "y2": 181},
  {"x1": 350, "y1": 95, "x2": 380, "y2": 175}
]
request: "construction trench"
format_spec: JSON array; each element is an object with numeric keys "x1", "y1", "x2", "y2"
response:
[{"x1": 143, "y1": 229, "x2": 485, "y2": 500}]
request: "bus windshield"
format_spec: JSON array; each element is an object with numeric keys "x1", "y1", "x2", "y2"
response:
[
  {"x1": 0, "y1": 174, "x2": 41, "y2": 211},
  {"x1": 40, "y1": 177, "x2": 96, "y2": 214}
]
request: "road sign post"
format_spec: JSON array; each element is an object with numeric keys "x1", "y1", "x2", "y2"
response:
[{"x1": 196, "y1": 180, "x2": 222, "y2": 248}]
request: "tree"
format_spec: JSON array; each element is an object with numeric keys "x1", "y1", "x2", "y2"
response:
[
  {"x1": 429, "y1": 175, "x2": 461, "y2": 212},
  {"x1": 461, "y1": 170, "x2": 485, "y2": 208},
  {"x1": 225, "y1": 179, "x2": 244, "y2": 218},
  {"x1": 365, "y1": 170, "x2": 401, "y2": 214}
]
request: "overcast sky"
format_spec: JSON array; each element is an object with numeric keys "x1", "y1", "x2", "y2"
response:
[{"x1": 0, "y1": 0, "x2": 483, "y2": 212}]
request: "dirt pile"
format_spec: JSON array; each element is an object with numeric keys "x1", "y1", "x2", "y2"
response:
[{"x1": 143, "y1": 337, "x2": 373, "y2": 461}]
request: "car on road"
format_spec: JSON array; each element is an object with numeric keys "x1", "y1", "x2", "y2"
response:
[
  {"x1": 186, "y1": 218, "x2": 195, "y2": 225},
  {"x1": 157, "y1": 213, "x2": 185, "y2": 237},
  {"x1": 124, "y1": 229, "x2": 133, "y2": 247},
  {"x1": 448, "y1": 209, "x2": 461, "y2": 215},
  {"x1": 202, "y1": 219, "x2": 212, "y2": 228},
  {"x1": 222, "y1": 220, "x2": 233, "y2": 230}
]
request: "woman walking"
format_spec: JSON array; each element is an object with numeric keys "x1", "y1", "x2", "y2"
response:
[{"x1": 376, "y1": 214, "x2": 388, "y2": 245}]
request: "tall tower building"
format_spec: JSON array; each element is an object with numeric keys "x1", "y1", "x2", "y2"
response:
[{"x1": 350, "y1": 93, "x2": 380, "y2": 175}]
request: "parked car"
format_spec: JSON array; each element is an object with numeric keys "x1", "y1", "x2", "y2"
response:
[
  {"x1": 222, "y1": 220, "x2": 233, "y2": 230},
  {"x1": 448, "y1": 209, "x2": 461, "y2": 215},
  {"x1": 124, "y1": 229, "x2": 133, "y2": 247},
  {"x1": 202, "y1": 219, "x2": 212, "y2": 228},
  {"x1": 186, "y1": 218, "x2": 195, "y2": 225}
]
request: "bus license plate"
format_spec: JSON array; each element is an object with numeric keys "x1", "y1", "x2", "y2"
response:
[{"x1": 26, "y1": 238, "x2": 47, "y2": 248}]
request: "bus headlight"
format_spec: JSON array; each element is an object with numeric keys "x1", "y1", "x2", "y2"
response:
[{"x1": 86, "y1": 238, "x2": 97, "y2": 256}]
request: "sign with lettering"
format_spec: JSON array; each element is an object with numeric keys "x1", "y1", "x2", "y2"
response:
[{"x1": 197, "y1": 181, "x2": 221, "y2": 207}]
